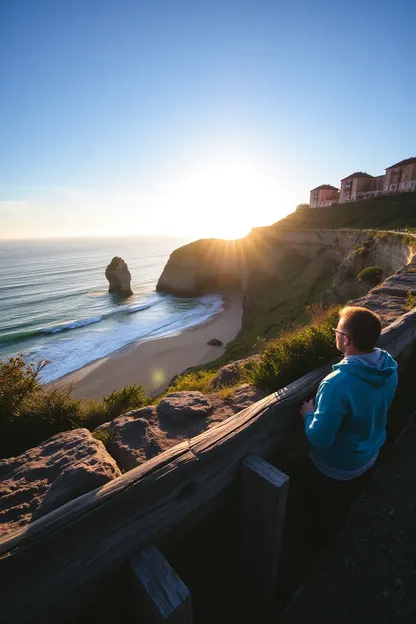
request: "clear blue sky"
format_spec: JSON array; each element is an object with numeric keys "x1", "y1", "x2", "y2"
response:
[{"x1": 1, "y1": 0, "x2": 415, "y2": 239}]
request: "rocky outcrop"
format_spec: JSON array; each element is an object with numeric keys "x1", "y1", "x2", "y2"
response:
[
  {"x1": 156, "y1": 238, "x2": 247, "y2": 296},
  {"x1": 0, "y1": 429, "x2": 121, "y2": 539},
  {"x1": 157, "y1": 391, "x2": 213, "y2": 422},
  {"x1": 105, "y1": 406, "x2": 161, "y2": 471},
  {"x1": 210, "y1": 355, "x2": 261, "y2": 389},
  {"x1": 207, "y1": 338, "x2": 223, "y2": 346},
  {"x1": 350, "y1": 254, "x2": 416, "y2": 325},
  {"x1": 105, "y1": 256, "x2": 133, "y2": 295},
  {"x1": 95, "y1": 390, "x2": 259, "y2": 471},
  {"x1": 226, "y1": 383, "x2": 267, "y2": 412}
]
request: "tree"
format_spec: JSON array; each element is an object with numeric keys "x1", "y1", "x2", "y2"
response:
[{"x1": 296, "y1": 203, "x2": 309, "y2": 211}]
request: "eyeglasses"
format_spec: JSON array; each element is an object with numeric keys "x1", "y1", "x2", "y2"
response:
[{"x1": 332, "y1": 327, "x2": 349, "y2": 337}]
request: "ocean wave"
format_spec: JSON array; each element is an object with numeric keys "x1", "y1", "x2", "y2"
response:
[
  {"x1": 126, "y1": 302, "x2": 154, "y2": 313},
  {"x1": 40, "y1": 316, "x2": 103, "y2": 334},
  {"x1": 0, "y1": 297, "x2": 162, "y2": 345}
]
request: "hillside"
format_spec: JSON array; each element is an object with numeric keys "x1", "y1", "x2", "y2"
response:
[
  {"x1": 273, "y1": 191, "x2": 416, "y2": 231},
  {"x1": 157, "y1": 225, "x2": 415, "y2": 370}
]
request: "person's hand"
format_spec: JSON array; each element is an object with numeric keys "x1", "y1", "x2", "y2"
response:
[{"x1": 300, "y1": 399, "x2": 315, "y2": 419}]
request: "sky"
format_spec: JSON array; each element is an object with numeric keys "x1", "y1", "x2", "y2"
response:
[{"x1": 1, "y1": 0, "x2": 415, "y2": 240}]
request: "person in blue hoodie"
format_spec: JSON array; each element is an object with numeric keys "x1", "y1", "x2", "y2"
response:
[{"x1": 300, "y1": 305, "x2": 398, "y2": 544}]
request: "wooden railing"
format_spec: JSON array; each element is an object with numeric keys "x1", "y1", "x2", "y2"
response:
[{"x1": 1, "y1": 309, "x2": 415, "y2": 623}]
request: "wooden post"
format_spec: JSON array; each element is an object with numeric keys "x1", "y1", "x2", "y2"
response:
[
  {"x1": 130, "y1": 544, "x2": 193, "y2": 623},
  {"x1": 241, "y1": 454, "x2": 289, "y2": 606}
]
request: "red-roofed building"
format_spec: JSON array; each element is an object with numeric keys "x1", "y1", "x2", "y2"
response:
[
  {"x1": 384, "y1": 157, "x2": 416, "y2": 194},
  {"x1": 339, "y1": 172, "x2": 375, "y2": 203},
  {"x1": 309, "y1": 184, "x2": 339, "y2": 208}
]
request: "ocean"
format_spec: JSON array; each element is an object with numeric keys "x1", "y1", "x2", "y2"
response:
[{"x1": 0, "y1": 237, "x2": 224, "y2": 382}]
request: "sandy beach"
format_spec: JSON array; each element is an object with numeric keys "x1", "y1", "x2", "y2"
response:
[{"x1": 54, "y1": 293, "x2": 243, "y2": 400}]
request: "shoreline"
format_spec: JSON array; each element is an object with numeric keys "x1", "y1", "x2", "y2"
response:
[{"x1": 53, "y1": 293, "x2": 243, "y2": 400}]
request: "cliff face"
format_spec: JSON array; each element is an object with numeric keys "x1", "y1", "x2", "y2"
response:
[
  {"x1": 157, "y1": 229, "x2": 415, "y2": 298},
  {"x1": 156, "y1": 238, "x2": 249, "y2": 295},
  {"x1": 156, "y1": 229, "x2": 416, "y2": 360}
]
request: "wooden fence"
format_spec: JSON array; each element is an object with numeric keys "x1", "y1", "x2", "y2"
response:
[{"x1": 0, "y1": 309, "x2": 415, "y2": 623}]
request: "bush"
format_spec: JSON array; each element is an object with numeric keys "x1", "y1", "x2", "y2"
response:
[
  {"x1": 166, "y1": 370, "x2": 217, "y2": 394},
  {"x1": 0, "y1": 355, "x2": 152, "y2": 459},
  {"x1": 249, "y1": 307, "x2": 340, "y2": 393},
  {"x1": 103, "y1": 384, "x2": 150, "y2": 420},
  {"x1": 0, "y1": 355, "x2": 83, "y2": 457},
  {"x1": 406, "y1": 291, "x2": 416, "y2": 310},
  {"x1": 357, "y1": 266, "x2": 383, "y2": 287},
  {"x1": 0, "y1": 355, "x2": 46, "y2": 419}
]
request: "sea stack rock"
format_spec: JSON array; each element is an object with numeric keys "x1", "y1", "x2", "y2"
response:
[{"x1": 105, "y1": 256, "x2": 133, "y2": 296}]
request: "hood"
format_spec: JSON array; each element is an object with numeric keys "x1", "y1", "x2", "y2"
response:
[{"x1": 333, "y1": 349, "x2": 398, "y2": 388}]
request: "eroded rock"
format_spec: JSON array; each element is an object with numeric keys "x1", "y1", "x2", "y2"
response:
[
  {"x1": 157, "y1": 391, "x2": 213, "y2": 422},
  {"x1": 105, "y1": 256, "x2": 133, "y2": 295},
  {"x1": 350, "y1": 293, "x2": 409, "y2": 326},
  {"x1": 106, "y1": 406, "x2": 160, "y2": 471},
  {"x1": 210, "y1": 355, "x2": 260, "y2": 389},
  {"x1": 228, "y1": 384, "x2": 267, "y2": 413},
  {"x1": 0, "y1": 429, "x2": 121, "y2": 539}
]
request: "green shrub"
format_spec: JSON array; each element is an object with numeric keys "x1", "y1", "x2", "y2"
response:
[
  {"x1": 0, "y1": 355, "x2": 46, "y2": 418},
  {"x1": 92, "y1": 428, "x2": 113, "y2": 449},
  {"x1": 0, "y1": 355, "x2": 151, "y2": 459},
  {"x1": 357, "y1": 266, "x2": 383, "y2": 287},
  {"x1": 103, "y1": 384, "x2": 151, "y2": 420},
  {"x1": 406, "y1": 291, "x2": 416, "y2": 310},
  {"x1": 166, "y1": 370, "x2": 217, "y2": 394},
  {"x1": 249, "y1": 307, "x2": 340, "y2": 393},
  {"x1": 0, "y1": 355, "x2": 83, "y2": 458},
  {"x1": 78, "y1": 398, "x2": 109, "y2": 430}
]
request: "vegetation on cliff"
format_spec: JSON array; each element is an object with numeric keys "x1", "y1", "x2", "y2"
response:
[
  {"x1": 357, "y1": 266, "x2": 383, "y2": 287},
  {"x1": 248, "y1": 306, "x2": 340, "y2": 393},
  {"x1": 274, "y1": 191, "x2": 416, "y2": 231}
]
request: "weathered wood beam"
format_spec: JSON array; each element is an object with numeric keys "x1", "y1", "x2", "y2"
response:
[
  {"x1": 0, "y1": 308, "x2": 415, "y2": 623},
  {"x1": 241, "y1": 455, "x2": 289, "y2": 607},
  {"x1": 130, "y1": 545, "x2": 192, "y2": 623}
]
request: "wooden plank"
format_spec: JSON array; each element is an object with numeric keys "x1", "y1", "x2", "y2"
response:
[
  {"x1": 0, "y1": 308, "x2": 415, "y2": 623},
  {"x1": 241, "y1": 455, "x2": 289, "y2": 606},
  {"x1": 130, "y1": 545, "x2": 192, "y2": 623}
]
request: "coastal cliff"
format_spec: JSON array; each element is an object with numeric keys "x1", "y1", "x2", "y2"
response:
[
  {"x1": 157, "y1": 229, "x2": 416, "y2": 359},
  {"x1": 157, "y1": 229, "x2": 415, "y2": 298},
  {"x1": 156, "y1": 238, "x2": 248, "y2": 295}
]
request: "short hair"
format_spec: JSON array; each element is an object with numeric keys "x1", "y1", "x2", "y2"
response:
[{"x1": 339, "y1": 306, "x2": 382, "y2": 352}]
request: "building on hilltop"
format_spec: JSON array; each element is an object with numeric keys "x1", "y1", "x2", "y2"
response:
[
  {"x1": 339, "y1": 172, "x2": 375, "y2": 203},
  {"x1": 309, "y1": 184, "x2": 339, "y2": 208},
  {"x1": 384, "y1": 157, "x2": 416, "y2": 194},
  {"x1": 309, "y1": 156, "x2": 415, "y2": 210}
]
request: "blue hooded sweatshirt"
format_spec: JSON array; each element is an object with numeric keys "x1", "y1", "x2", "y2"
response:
[{"x1": 304, "y1": 349, "x2": 398, "y2": 472}]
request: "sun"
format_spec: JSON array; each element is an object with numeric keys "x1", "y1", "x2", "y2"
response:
[{"x1": 164, "y1": 150, "x2": 282, "y2": 239}]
